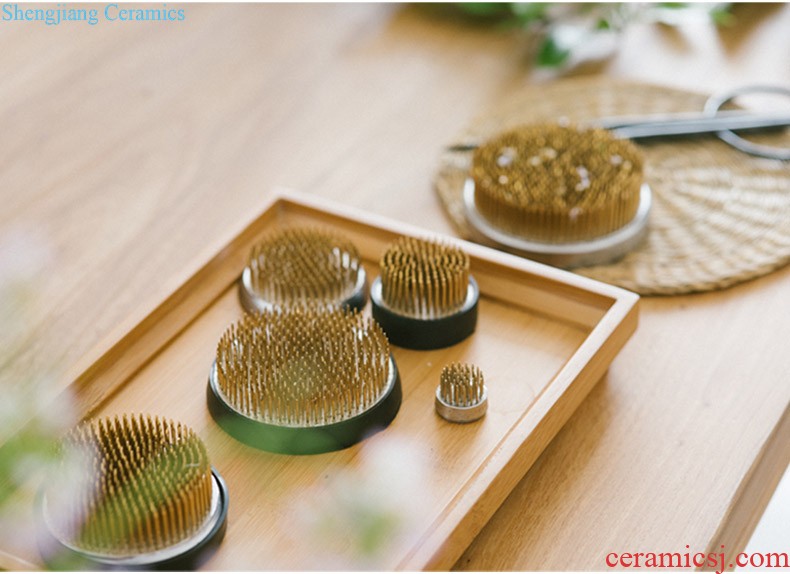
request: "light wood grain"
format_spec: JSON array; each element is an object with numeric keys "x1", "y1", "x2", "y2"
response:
[
  {"x1": 457, "y1": 265, "x2": 790, "y2": 570},
  {"x1": 0, "y1": 194, "x2": 637, "y2": 569},
  {"x1": 1, "y1": 3, "x2": 788, "y2": 570}
]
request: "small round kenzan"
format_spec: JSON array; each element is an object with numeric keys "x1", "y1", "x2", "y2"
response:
[
  {"x1": 435, "y1": 363, "x2": 488, "y2": 423},
  {"x1": 239, "y1": 227, "x2": 367, "y2": 313},
  {"x1": 370, "y1": 236, "x2": 479, "y2": 350}
]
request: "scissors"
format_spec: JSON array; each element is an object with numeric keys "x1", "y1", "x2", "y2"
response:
[{"x1": 449, "y1": 84, "x2": 790, "y2": 160}]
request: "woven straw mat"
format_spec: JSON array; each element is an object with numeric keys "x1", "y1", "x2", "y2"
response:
[{"x1": 434, "y1": 78, "x2": 790, "y2": 295}]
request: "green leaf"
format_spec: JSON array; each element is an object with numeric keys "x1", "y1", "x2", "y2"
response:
[
  {"x1": 510, "y1": 2, "x2": 549, "y2": 24},
  {"x1": 536, "y1": 35, "x2": 570, "y2": 67},
  {"x1": 710, "y1": 6, "x2": 735, "y2": 26}
]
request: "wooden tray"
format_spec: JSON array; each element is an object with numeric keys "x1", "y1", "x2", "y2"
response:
[{"x1": 2, "y1": 190, "x2": 639, "y2": 570}]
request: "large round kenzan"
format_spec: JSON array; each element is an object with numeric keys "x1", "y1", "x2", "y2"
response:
[
  {"x1": 214, "y1": 305, "x2": 392, "y2": 427},
  {"x1": 471, "y1": 123, "x2": 644, "y2": 243}
]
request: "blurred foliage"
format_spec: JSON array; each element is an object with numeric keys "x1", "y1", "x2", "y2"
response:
[
  {"x1": 0, "y1": 229, "x2": 72, "y2": 539},
  {"x1": 295, "y1": 435, "x2": 428, "y2": 569},
  {"x1": 437, "y1": 2, "x2": 734, "y2": 69},
  {"x1": 0, "y1": 417, "x2": 58, "y2": 508}
]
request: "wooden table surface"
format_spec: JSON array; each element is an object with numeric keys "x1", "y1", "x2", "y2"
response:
[{"x1": 2, "y1": 3, "x2": 788, "y2": 570}]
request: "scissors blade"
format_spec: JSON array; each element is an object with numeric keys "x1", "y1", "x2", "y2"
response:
[
  {"x1": 446, "y1": 112, "x2": 790, "y2": 152},
  {"x1": 607, "y1": 112, "x2": 790, "y2": 140}
]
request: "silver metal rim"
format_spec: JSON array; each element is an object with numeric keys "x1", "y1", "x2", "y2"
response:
[
  {"x1": 462, "y1": 178, "x2": 652, "y2": 268},
  {"x1": 41, "y1": 471, "x2": 224, "y2": 566},
  {"x1": 370, "y1": 273, "x2": 478, "y2": 321},
  {"x1": 238, "y1": 265, "x2": 367, "y2": 314},
  {"x1": 434, "y1": 385, "x2": 488, "y2": 423}
]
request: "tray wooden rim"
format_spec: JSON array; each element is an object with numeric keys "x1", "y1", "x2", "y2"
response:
[{"x1": 32, "y1": 189, "x2": 639, "y2": 570}]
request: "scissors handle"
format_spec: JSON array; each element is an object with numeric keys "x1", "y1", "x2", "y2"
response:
[
  {"x1": 703, "y1": 84, "x2": 790, "y2": 160},
  {"x1": 608, "y1": 84, "x2": 790, "y2": 159},
  {"x1": 602, "y1": 112, "x2": 790, "y2": 140}
]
